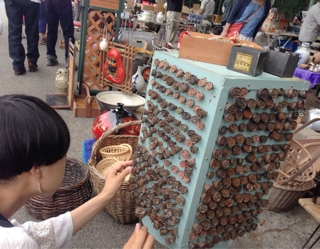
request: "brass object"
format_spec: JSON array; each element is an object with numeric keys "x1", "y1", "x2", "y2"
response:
[
  {"x1": 225, "y1": 103, "x2": 237, "y2": 114},
  {"x1": 257, "y1": 88, "x2": 269, "y2": 99},
  {"x1": 235, "y1": 97, "x2": 247, "y2": 109},
  {"x1": 188, "y1": 88, "x2": 197, "y2": 97},
  {"x1": 186, "y1": 99, "x2": 195, "y2": 108},
  {"x1": 246, "y1": 99, "x2": 257, "y2": 109},
  {"x1": 187, "y1": 75, "x2": 198, "y2": 85},
  {"x1": 229, "y1": 87, "x2": 241, "y2": 98},
  {"x1": 172, "y1": 92, "x2": 180, "y2": 99},
  {"x1": 198, "y1": 78, "x2": 207, "y2": 87},
  {"x1": 205, "y1": 82, "x2": 214, "y2": 91}
]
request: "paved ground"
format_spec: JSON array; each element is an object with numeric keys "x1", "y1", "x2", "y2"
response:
[{"x1": 2, "y1": 6, "x2": 320, "y2": 249}]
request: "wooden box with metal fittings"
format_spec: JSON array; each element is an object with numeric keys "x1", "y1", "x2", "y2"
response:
[
  {"x1": 179, "y1": 32, "x2": 264, "y2": 66},
  {"x1": 130, "y1": 50, "x2": 310, "y2": 249},
  {"x1": 227, "y1": 46, "x2": 269, "y2": 77}
]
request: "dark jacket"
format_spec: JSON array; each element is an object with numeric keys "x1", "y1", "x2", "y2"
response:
[
  {"x1": 226, "y1": 0, "x2": 271, "y2": 38},
  {"x1": 167, "y1": 0, "x2": 183, "y2": 12}
]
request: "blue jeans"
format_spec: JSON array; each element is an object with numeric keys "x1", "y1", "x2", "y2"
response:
[
  {"x1": 45, "y1": 0, "x2": 74, "y2": 60},
  {"x1": 39, "y1": 1, "x2": 46, "y2": 34},
  {"x1": 4, "y1": 0, "x2": 40, "y2": 70}
]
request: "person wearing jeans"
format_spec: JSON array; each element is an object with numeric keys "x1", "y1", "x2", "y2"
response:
[
  {"x1": 38, "y1": 0, "x2": 46, "y2": 45},
  {"x1": 165, "y1": 0, "x2": 183, "y2": 49},
  {"x1": 45, "y1": 0, "x2": 75, "y2": 66},
  {"x1": 4, "y1": 0, "x2": 40, "y2": 75}
]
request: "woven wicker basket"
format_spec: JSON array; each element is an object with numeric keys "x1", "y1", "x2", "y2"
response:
[
  {"x1": 99, "y1": 143, "x2": 132, "y2": 161},
  {"x1": 88, "y1": 120, "x2": 141, "y2": 224},
  {"x1": 268, "y1": 119, "x2": 320, "y2": 212},
  {"x1": 24, "y1": 158, "x2": 93, "y2": 220}
]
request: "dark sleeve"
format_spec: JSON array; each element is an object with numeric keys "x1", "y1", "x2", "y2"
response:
[{"x1": 226, "y1": 0, "x2": 243, "y2": 24}]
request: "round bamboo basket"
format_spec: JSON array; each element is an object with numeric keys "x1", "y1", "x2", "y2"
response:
[
  {"x1": 24, "y1": 158, "x2": 93, "y2": 220},
  {"x1": 88, "y1": 120, "x2": 141, "y2": 224},
  {"x1": 99, "y1": 143, "x2": 132, "y2": 161}
]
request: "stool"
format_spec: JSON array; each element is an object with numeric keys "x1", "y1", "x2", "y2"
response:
[{"x1": 299, "y1": 198, "x2": 320, "y2": 248}]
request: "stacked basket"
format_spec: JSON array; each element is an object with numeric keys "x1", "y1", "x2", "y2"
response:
[
  {"x1": 24, "y1": 158, "x2": 93, "y2": 220},
  {"x1": 268, "y1": 119, "x2": 320, "y2": 211},
  {"x1": 88, "y1": 120, "x2": 141, "y2": 224}
]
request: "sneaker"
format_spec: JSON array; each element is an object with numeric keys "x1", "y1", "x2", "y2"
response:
[
  {"x1": 47, "y1": 58, "x2": 58, "y2": 66},
  {"x1": 14, "y1": 68, "x2": 26, "y2": 76},
  {"x1": 39, "y1": 37, "x2": 46, "y2": 45},
  {"x1": 165, "y1": 42, "x2": 174, "y2": 49},
  {"x1": 65, "y1": 59, "x2": 78, "y2": 70},
  {"x1": 27, "y1": 58, "x2": 38, "y2": 72}
]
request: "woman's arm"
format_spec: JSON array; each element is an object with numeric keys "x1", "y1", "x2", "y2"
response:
[
  {"x1": 221, "y1": 23, "x2": 231, "y2": 37},
  {"x1": 70, "y1": 161, "x2": 132, "y2": 234}
]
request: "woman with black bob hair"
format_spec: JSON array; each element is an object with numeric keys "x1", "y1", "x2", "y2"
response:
[{"x1": 0, "y1": 95, "x2": 154, "y2": 248}]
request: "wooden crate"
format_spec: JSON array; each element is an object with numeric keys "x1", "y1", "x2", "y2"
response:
[
  {"x1": 73, "y1": 84, "x2": 100, "y2": 118},
  {"x1": 179, "y1": 31, "x2": 263, "y2": 66},
  {"x1": 90, "y1": 0, "x2": 120, "y2": 10}
]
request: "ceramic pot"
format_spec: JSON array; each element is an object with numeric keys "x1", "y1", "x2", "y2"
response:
[
  {"x1": 100, "y1": 38, "x2": 108, "y2": 51},
  {"x1": 156, "y1": 12, "x2": 165, "y2": 23},
  {"x1": 132, "y1": 66, "x2": 147, "y2": 93},
  {"x1": 296, "y1": 42, "x2": 311, "y2": 66},
  {"x1": 92, "y1": 103, "x2": 140, "y2": 140},
  {"x1": 308, "y1": 109, "x2": 320, "y2": 131}
]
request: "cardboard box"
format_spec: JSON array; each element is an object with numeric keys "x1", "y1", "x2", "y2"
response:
[
  {"x1": 227, "y1": 46, "x2": 269, "y2": 77},
  {"x1": 193, "y1": 4, "x2": 200, "y2": 10},
  {"x1": 154, "y1": 7, "x2": 165, "y2": 13},
  {"x1": 155, "y1": 0, "x2": 164, "y2": 8},
  {"x1": 141, "y1": 4, "x2": 154, "y2": 11},
  {"x1": 126, "y1": 0, "x2": 134, "y2": 9},
  {"x1": 261, "y1": 18, "x2": 279, "y2": 31},
  {"x1": 182, "y1": 6, "x2": 192, "y2": 14},
  {"x1": 179, "y1": 32, "x2": 263, "y2": 66}
]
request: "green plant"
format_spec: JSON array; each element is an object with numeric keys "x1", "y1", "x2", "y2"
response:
[{"x1": 274, "y1": 0, "x2": 309, "y2": 20}]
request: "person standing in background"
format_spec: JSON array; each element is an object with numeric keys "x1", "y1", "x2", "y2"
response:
[
  {"x1": 221, "y1": 0, "x2": 235, "y2": 27},
  {"x1": 39, "y1": 0, "x2": 46, "y2": 45},
  {"x1": 73, "y1": 0, "x2": 82, "y2": 22},
  {"x1": 220, "y1": 0, "x2": 270, "y2": 41},
  {"x1": 198, "y1": 0, "x2": 215, "y2": 21},
  {"x1": 165, "y1": 0, "x2": 183, "y2": 49},
  {"x1": 4, "y1": 0, "x2": 40, "y2": 75},
  {"x1": 45, "y1": 0, "x2": 75, "y2": 67},
  {"x1": 298, "y1": 1, "x2": 320, "y2": 43}
]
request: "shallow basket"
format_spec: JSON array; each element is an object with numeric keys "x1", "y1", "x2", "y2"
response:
[
  {"x1": 88, "y1": 120, "x2": 141, "y2": 224},
  {"x1": 99, "y1": 143, "x2": 132, "y2": 161},
  {"x1": 268, "y1": 119, "x2": 320, "y2": 212},
  {"x1": 24, "y1": 158, "x2": 93, "y2": 220}
]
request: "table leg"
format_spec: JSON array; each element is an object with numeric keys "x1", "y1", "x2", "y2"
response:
[
  {"x1": 316, "y1": 84, "x2": 320, "y2": 98},
  {"x1": 302, "y1": 224, "x2": 320, "y2": 249}
]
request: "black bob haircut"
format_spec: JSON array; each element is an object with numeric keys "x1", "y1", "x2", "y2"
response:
[{"x1": 0, "y1": 94, "x2": 70, "y2": 181}]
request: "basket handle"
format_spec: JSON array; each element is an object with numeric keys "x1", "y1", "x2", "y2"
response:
[
  {"x1": 92, "y1": 120, "x2": 142, "y2": 159},
  {"x1": 279, "y1": 150, "x2": 320, "y2": 185},
  {"x1": 293, "y1": 118, "x2": 320, "y2": 135}
]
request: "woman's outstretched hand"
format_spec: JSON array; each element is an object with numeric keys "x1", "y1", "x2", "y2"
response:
[
  {"x1": 123, "y1": 224, "x2": 155, "y2": 249},
  {"x1": 102, "y1": 160, "x2": 133, "y2": 203}
]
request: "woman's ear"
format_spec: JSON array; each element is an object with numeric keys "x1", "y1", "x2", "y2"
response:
[{"x1": 30, "y1": 166, "x2": 42, "y2": 178}]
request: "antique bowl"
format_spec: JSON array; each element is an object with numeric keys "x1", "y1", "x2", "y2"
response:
[{"x1": 96, "y1": 91, "x2": 145, "y2": 112}]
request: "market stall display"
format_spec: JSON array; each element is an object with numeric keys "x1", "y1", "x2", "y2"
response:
[{"x1": 129, "y1": 50, "x2": 309, "y2": 248}]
